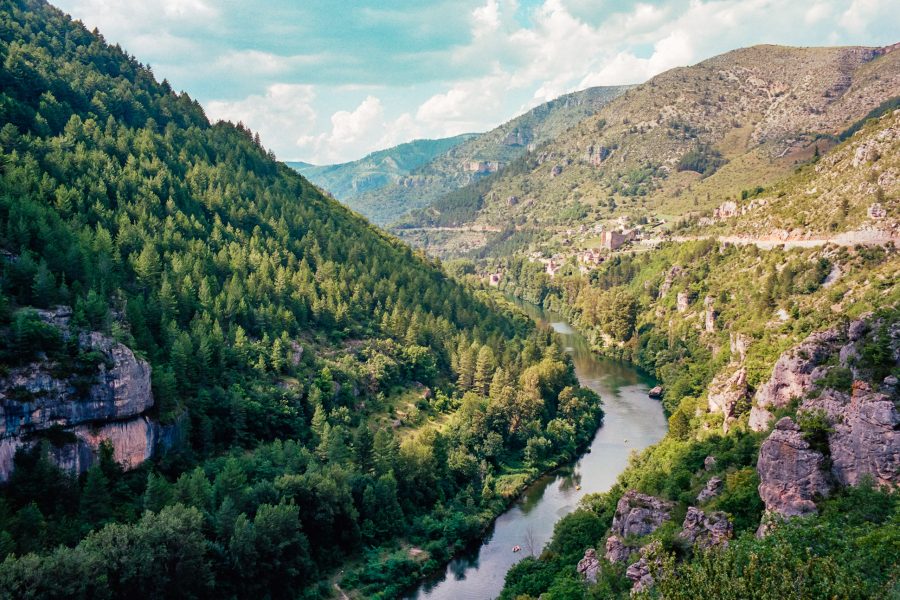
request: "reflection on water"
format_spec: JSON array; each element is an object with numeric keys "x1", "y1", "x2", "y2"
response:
[{"x1": 408, "y1": 300, "x2": 668, "y2": 600}]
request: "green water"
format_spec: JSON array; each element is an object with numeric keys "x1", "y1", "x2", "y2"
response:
[{"x1": 409, "y1": 301, "x2": 667, "y2": 600}]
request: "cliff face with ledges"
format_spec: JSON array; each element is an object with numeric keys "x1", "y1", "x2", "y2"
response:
[{"x1": 0, "y1": 307, "x2": 158, "y2": 479}]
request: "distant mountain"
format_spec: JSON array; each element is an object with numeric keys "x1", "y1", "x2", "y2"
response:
[
  {"x1": 344, "y1": 85, "x2": 630, "y2": 224},
  {"x1": 400, "y1": 44, "x2": 900, "y2": 255},
  {"x1": 287, "y1": 133, "x2": 477, "y2": 202}
]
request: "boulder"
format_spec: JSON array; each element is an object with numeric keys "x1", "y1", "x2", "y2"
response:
[
  {"x1": 611, "y1": 491, "x2": 674, "y2": 538},
  {"x1": 625, "y1": 541, "x2": 662, "y2": 594},
  {"x1": 648, "y1": 385, "x2": 663, "y2": 399},
  {"x1": 697, "y1": 476, "x2": 724, "y2": 503},
  {"x1": 704, "y1": 455, "x2": 718, "y2": 471},
  {"x1": 678, "y1": 507, "x2": 733, "y2": 548},
  {"x1": 604, "y1": 535, "x2": 634, "y2": 564},
  {"x1": 757, "y1": 417, "x2": 830, "y2": 518},
  {"x1": 577, "y1": 548, "x2": 601, "y2": 583}
]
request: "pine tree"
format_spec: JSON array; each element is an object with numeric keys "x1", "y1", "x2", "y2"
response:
[
  {"x1": 80, "y1": 466, "x2": 112, "y2": 526},
  {"x1": 143, "y1": 472, "x2": 173, "y2": 513},
  {"x1": 473, "y1": 345, "x2": 496, "y2": 394}
]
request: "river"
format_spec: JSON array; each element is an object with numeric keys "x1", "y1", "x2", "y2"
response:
[{"x1": 407, "y1": 301, "x2": 668, "y2": 600}]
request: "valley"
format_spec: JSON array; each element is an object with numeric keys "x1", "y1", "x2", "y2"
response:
[{"x1": 0, "y1": 1, "x2": 896, "y2": 599}]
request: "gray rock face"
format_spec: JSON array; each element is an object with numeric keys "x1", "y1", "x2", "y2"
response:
[
  {"x1": 676, "y1": 291, "x2": 690, "y2": 313},
  {"x1": 750, "y1": 328, "x2": 841, "y2": 431},
  {"x1": 707, "y1": 367, "x2": 749, "y2": 432},
  {"x1": 678, "y1": 507, "x2": 733, "y2": 549},
  {"x1": 577, "y1": 548, "x2": 601, "y2": 583},
  {"x1": 757, "y1": 417, "x2": 830, "y2": 518},
  {"x1": 697, "y1": 476, "x2": 724, "y2": 503},
  {"x1": 704, "y1": 295, "x2": 716, "y2": 332},
  {"x1": 828, "y1": 381, "x2": 899, "y2": 487},
  {"x1": 604, "y1": 535, "x2": 634, "y2": 564},
  {"x1": 0, "y1": 332, "x2": 152, "y2": 439},
  {"x1": 611, "y1": 491, "x2": 674, "y2": 538},
  {"x1": 704, "y1": 455, "x2": 717, "y2": 470},
  {"x1": 0, "y1": 307, "x2": 156, "y2": 480},
  {"x1": 625, "y1": 541, "x2": 662, "y2": 594}
]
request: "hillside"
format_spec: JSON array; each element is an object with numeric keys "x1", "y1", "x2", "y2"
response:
[
  {"x1": 693, "y1": 103, "x2": 899, "y2": 239},
  {"x1": 286, "y1": 133, "x2": 476, "y2": 204},
  {"x1": 0, "y1": 2, "x2": 605, "y2": 597},
  {"x1": 350, "y1": 85, "x2": 630, "y2": 224},
  {"x1": 490, "y1": 234, "x2": 898, "y2": 598},
  {"x1": 401, "y1": 44, "x2": 900, "y2": 256}
]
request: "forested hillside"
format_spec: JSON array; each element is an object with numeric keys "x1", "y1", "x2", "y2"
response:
[
  {"x1": 0, "y1": 2, "x2": 604, "y2": 597},
  {"x1": 287, "y1": 133, "x2": 477, "y2": 207}
]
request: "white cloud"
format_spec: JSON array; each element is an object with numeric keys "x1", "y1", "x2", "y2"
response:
[
  {"x1": 297, "y1": 96, "x2": 389, "y2": 163},
  {"x1": 206, "y1": 83, "x2": 317, "y2": 155}
]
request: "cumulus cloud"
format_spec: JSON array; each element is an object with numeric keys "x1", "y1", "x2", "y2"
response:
[
  {"x1": 56, "y1": 0, "x2": 900, "y2": 163},
  {"x1": 206, "y1": 83, "x2": 317, "y2": 152}
]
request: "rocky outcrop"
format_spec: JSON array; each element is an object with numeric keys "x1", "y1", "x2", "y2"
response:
[
  {"x1": 704, "y1": 296, "x2": 716, "y2": 332},
  {"x1": 678, "y1": 507, "x2": 733, "y2": 549},
  {"x1": 749, "y1": 327, "x2": 840, "y2": 431},
  {"x1": 826, "y1": 381, "x2": 899, "y2": 487},
  {"x1": 697, "y1": 476, "x2": 724, "y2": 503},
  {"x1": 626, "y1": 541, "x2": 662, "y2": 594},
  {"x1": 676, "y1": 291, "x2": 690, "y2": 313},
  {"x1": 707, "y1": 367, "x2": 749, "y2": 433},
  {"x1": 0, "y1": 307, "x2": 157, "y2": 480},
  {"x1": 748, "y1": 315, "x2": 899, "y2": 432},
  {"x1": 604, "y1": 535, "x2": 634, "y2": 564},
  {"x1": 757, "y1": 417, "x2": 830, "y2": 518},
  {"x1": 611, "y1": 491, "x2": 674, "y2": 538},
  {"x1": 577, "y1": 548, "x2": 601, "y2": 583}
]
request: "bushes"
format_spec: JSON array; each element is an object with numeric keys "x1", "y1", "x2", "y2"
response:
[{"x1": 675, "y1": 144, "x2": 726, "y2": 178}]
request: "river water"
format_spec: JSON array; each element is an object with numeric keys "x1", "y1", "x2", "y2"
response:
[{"x1": 408, "y1": 302, "x2": 668, "y2": 600}]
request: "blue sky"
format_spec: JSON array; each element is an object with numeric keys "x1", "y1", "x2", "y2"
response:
[{"x1": 53, "y1": 0, "x2": 900, "y2": 164}]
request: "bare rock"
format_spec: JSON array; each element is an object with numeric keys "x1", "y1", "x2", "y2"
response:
[
  {"x1": 577, "y1": 548, "x2": 601, "y2": 583},
  {"x1": 625, "y1": 541, "x2": 662, "y2": 594},
  {"x1": 604, "y1": 535, "x2": 634, "y2": 563},
  {"x1": 730, "y1": 333, "x2": 751, "y2": 362},
  {"x1": 658, "y1": 265, "x2": 682, "y2": 298},
  {"x1": 611, "y1": 491, "x2": 674, "y2": 538},
  {"x1": 757, "y1": 417, "x2": 830, "y2": 518},
  {"x1": 648, "y1": 385, "x2": 663, "y2": 399},
  {"x1": 707, "y1": 367, "x2": 749, "y2": 432},
  {"x1": 0, "y1": 309, "x2": 155, "y2": 480},
  {"x1": 704, "y1": 295, "x2": 716, "y2": 332},
  {"x1": 829, "y1": 381, "x2": 900, "y2": 487},
  {"x1": 750, "y1": 327, "x2": 842, "y2": 432},
  {"x1": 679, "y1": 507, "x2": 733, "y2": 549},
  {"x1": 704, "y1": 455, "x2": 717, "y2": 470},
  {"x1": 697, "y1": 476, "x2": 724, "y2": 503},
  {"x1": 676, "y1": 291, "x2": 690, "y2": 313}
]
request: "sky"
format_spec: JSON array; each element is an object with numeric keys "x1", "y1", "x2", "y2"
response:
[{"x1": 53, "y1": 0, "x2": 900, "y2": 165}]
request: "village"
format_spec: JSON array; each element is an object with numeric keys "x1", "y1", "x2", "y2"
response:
[{"x1": 487, "y1": 216, "x2": 666, "y2": 286}]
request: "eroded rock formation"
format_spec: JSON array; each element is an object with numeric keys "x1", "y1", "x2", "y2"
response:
[
  {"x1": 0, "y1": 307, "x2": 161, "y2": 479},
  {"x1": 697, "y1": 476, "x2": 724, "y2": 503},
  {"x1": 577, "y1": 548, "x2": 601, "y2": 583},
  {"x1": 625, "y1": 541, "x2": 662, "y2": 594},
  {"x1": 678, "y1": 507, "x2": 733, "y2": 549},
  {"x1": 757, "y1": 417, "x2": 830, "y2": 518},
  {"x1": 611, "y1": 491, "x2": 674, "y2": 538}
]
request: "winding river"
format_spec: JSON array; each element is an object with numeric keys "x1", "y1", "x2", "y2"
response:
[{"x1": 408, "y1": 301, "x2": 668, "y2": 600}]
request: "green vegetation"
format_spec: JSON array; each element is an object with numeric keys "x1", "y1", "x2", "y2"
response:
[
  {"x1": 494, "y1": 235, "x2": 898, "y2": 598},
  {"x1": 676, "y1": 144, "x2": 726, "y2": 178},
  {"x1": 0, "y1": 2, "x2": 605, "y2": 597}
]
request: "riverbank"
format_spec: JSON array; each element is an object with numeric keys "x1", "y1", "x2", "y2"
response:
[{"x1": 406, "y1": 301, "x2": 666, "y2": 600}]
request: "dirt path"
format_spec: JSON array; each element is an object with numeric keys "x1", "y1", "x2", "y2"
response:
[
  {"x1": 334, "y1": 583, "x2": 350, "y2": 600},
  {"x1": 654, "y1": 228, "x2": 898, "y2": 250}
]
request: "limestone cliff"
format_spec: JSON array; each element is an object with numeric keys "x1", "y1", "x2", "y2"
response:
[{"x1": 0, "y1": 307, "x2": 162, "y2": 479}]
